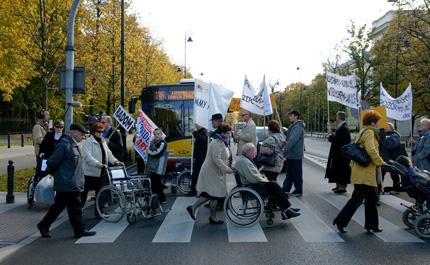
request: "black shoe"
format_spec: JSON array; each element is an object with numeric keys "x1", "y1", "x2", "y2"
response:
[
  {"x1": 367, "y1": 228, "x2": 383, "y2": 233},
  {"x1": 282, "y1": 209, "x2": 301, "y2": 220},
  {"x1": 334, "y1": 189, "x2": 347, "y2": 193},
  {"x1": 290, "y1": 207, "x2": 300, "y2": 212},
  {"x1": 332, "y1": 187, "x2": 338, "y2": 191},
  {"x1": 333, "y1": 221, "x2": 347, "y2": 233},
  {"x1": 209, "y1": 217, "x2": 224, "y2": 224},
  {"x1": 186, "y1": 206, "x2": 196, "y2": 220},
  {"x1": 74, "y1": 230, "x2": 96, "y2": 238},
  {"x1": 37, "y1": 223, "x2": 51, "y2": 238}
]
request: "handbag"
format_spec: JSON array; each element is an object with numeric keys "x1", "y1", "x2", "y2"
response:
[
  {"x1": 341, "y1": 129, "x2": 370, "y2": 167},
  {"x1": 255, "y1": 136, "x2": 279, "y2": 166},
  {"x1": 255, "y1": 150, "x2": 276, "y2": 166}
]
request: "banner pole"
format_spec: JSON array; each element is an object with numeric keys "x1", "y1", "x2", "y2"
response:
[
  {"x1": 107, "y1": 124, "x2": 121, "y2": 140},
  {"x1": 327, "y1": 100, "x2": 331, "y2": 130},
  {"x1": 275, "y1": 108, "x2": 282, "y2": 127}
]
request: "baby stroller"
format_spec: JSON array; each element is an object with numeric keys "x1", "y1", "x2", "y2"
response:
[{"x1": 389, "y1": 160, "x2": 430, "y2": 238}]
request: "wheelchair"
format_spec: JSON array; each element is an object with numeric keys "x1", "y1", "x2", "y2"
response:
[
  {"x1": 95, "y1": 164, "x2": 169, "y2": 225},
  {"x1": 223, "y1": 170, "x2": 282, "y2": 227},
  {"x1": 162, "y1": 162, "x2": 192, "y2": 195}
]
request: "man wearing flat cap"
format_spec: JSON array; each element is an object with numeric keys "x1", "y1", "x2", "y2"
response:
[
  {"x1": 37, "y1": 123, "x2": 96, "y2": 239},
  {"x1": 235, "y1": 109, "x2": 257, "y2": 155},
  {"x1": 282, "y1": 110, "x2": 305, "y2": 197}
]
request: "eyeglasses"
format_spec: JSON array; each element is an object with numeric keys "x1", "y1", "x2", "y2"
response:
[
  {"x1": 96, "y1": 130, "x2": 104, "y2": 133},
  {"x1": 55, "y1": 126, "x2": 64, "y2": 129},
  {"x1": 241, "y1": 114, "x2": 248, "y2": 117}
]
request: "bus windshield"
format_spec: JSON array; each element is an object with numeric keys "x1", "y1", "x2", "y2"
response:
[{"x1": 141, "y1": 84, "x2": 194, "y2": 142}]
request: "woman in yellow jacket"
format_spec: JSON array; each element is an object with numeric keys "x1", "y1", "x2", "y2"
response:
[{"x1": 333, "y1": 110, "x2": 386, "y2": 233}]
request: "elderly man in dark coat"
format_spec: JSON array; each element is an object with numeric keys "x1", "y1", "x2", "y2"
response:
[{"x1": 325, "y1": 111, "x2": 351, "y2": 193}]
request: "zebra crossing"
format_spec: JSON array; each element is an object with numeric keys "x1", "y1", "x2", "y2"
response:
[
  {"x1": 72, "y1": 153, "x2": 427, "y2": 245},
  {"x1": 74, "y1": 193, "x2": 425, "y2": 244}
]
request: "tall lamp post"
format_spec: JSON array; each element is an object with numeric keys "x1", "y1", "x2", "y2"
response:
[
  {"x1": 296, "y1": 66, "x2": 303, "y2": 115},
  {"x1": 184, "y1": 30, "x2": 193, "y2": 78}
]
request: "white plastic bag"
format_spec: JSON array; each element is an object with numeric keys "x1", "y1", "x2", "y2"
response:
[{"x1": 35, "y1": 175, "x2": 55, "y2": 205}]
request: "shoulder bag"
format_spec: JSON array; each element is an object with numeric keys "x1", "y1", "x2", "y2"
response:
[
  {"x1": 255, "y1": 136, "x2": 279, "y2": 166},
  {"x1": 341, "y1": 129, "x2": 370, "y2": 167}
]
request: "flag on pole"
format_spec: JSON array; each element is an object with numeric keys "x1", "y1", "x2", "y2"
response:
[
  {"x1": 209, "y1": 83, "x2": 234, "y2": 125},
  {"x1": 240, "y1": 75, "x2": 273, "y2": 115},
  {"x1": 134, "y1": 109, "x2": 163, "y2": 160}
]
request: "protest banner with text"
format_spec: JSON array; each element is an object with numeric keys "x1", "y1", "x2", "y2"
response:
[
  {"x1": 326, "y1": 71, "x2": 358, "y2": 109},
  {"x1": 380, "y1": 83, "x2": 413, "y2": 121}
]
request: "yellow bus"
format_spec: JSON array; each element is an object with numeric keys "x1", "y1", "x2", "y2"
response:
[{"x1": 140, "y1": 80, "x2": 194, "y2": 171}]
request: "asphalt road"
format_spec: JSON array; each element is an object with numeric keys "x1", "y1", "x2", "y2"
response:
[{"x1": 1, "y1": 137, "x2": 429, "y2": 265}]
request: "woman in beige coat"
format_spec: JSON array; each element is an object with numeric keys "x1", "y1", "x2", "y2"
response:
[
  {"x1": 186, "y1": 123, "x2": 233, "y2": 224},
  {"x1": 333, "y1": 110, "x2": 386, "y2": 233}
]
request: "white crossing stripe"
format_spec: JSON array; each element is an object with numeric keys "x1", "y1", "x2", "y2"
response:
[
  {"x1": 75, "y1": 217, "x2": 129, "y2": 244},
  {"x1": 379, "y1": 195, "x2": 413, "y2": 212},
  {"x1": 322, "y1": 194, "x2": 424, "y2": 243},
  {"x1": 288, "y1": 197, "x2": 344, "y2": 242},
  {"x1": 152, "y1": 197, "x2": 197, "y2": 243},
  {"x1": 226, "y1": 219, "x2": 267, "y2": 243}
]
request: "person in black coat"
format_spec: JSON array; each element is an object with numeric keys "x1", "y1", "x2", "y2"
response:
[
  {"x1": 101, "y1": 116, "x2": 123, "y2": 164},
  {"x1": 189, "y1": 124, "x2": 208, "y2": 196},
  {"x1": 38, "y1": 119, "x2": 66, "y2": 178},
  {"x1": 325, "y1": 111, "x2": 351, "y2": 193}
]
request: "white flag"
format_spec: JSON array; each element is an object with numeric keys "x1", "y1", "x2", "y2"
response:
[
  {"x1": 240, "y1": 75, "x2": 273, "y2": 115},
  {"x1": 193, "y1": 79, "x2": 211, "y2": 130},
  {"x1": 209, "y1": 83, "x2": 234, "y2": 128},
  {"x1": 326, "y1": 71, "x2": 358, "y2": 109},
  {"x1": 380, "y1": 83, "x2": 413, "y2": 121},
  {"x1": 260, "y1": 75, "x2": 273, "y2": 115}
]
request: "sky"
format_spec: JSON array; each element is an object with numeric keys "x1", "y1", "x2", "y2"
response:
[{"x1": 130, "y1": 0, "x2": 397, "y2": 96}]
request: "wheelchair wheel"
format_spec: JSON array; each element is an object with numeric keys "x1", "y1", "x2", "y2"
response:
[
  {"x1": 127, "y1": 212, "x2": 137, "y2": 225},
  {"x1": 176, "y1": 170, "x2": 192, "y2": 194},
  {"x1": 413, "y1": 215, "x2": 430, "y2": 239},
  {"x1": 96, "y1": 185, "x2": 126, "y2": 223},
  {"x1": 402, "y1": 209, "x2": 416, "y2": 229},
  {"x1": 224, "y1": 187, "x2": 264, "y2": 227},
  {"x1": 27, "y1": 175, "x2": 36, "y2": 209},
  {"x1": 265, "y1": 218, "x2": 274, "y2": 228}
]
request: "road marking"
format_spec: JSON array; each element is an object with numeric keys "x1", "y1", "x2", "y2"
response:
[
  {"x1": 289, "y1": 197, "x2": 344, "y2": 242},
  {"x1": 75, "y1": 217, "x2": 129, "y2": 244},
  {"x1": 322, "y1": 194, "x2": 424, "y2": 243},
  {"x1": 152, "y1": 197, "x2": 197, "y2": 243},
  {"x1": 379, "y1": 194, "x2": 413, "y2": 212},
  {"x1": 226, "y1": 220, "x2": 267, "y2": 243},
  {"x1": 304, "y1": 154, "x2": 327, "y2": 168}
]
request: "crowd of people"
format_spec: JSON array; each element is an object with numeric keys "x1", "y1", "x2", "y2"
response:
[{"x1": 32, "y1": 107, "x2": 430, "y2": 237}]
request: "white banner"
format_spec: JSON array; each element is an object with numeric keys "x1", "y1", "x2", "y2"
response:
[
  {"x1": 113, "y1": 105, "x2": 135, "y2": 132},
  {"x1": 240, "y1": 75, "x2": 273, "y2": 115},
  {"x1": 134, "y1": 109, "x2": 161, "y2": 160},
  {"x1": 380, "y1": 83, "x2": 413, "y2": 121},
  {"x1": 326, "y1": 71, "x2": 358, "y2": 109},
  {"x1": 193, "y1": 79, "x2": 211, "y2": 130},
  {"x1": 209, "y1": 83, "x2": 234, "y2": 128}
]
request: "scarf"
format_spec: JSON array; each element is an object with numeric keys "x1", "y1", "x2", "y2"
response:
[{"x1": 213, "y1": 133, "x2": 233, "y2": 167}]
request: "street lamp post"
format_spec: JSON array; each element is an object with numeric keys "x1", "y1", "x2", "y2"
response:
[
  {"x1": 296, "y1": 66, "x2": 303, "y2": 115},
  {"x1": 184, "y1": 31, "x2": 193, "y2": 78}
]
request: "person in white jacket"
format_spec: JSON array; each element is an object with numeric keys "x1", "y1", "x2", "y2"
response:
[{"x1": 81, "y1": 122, "x2": 120, "y2": 218}]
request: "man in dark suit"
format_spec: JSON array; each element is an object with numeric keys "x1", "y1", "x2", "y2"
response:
[
  {"x1": 325, "y1": 111, "x2": 351, "y2": 193},
  {"x1": 101, "y1": 116, "x2": 123, "y2": 164}
]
